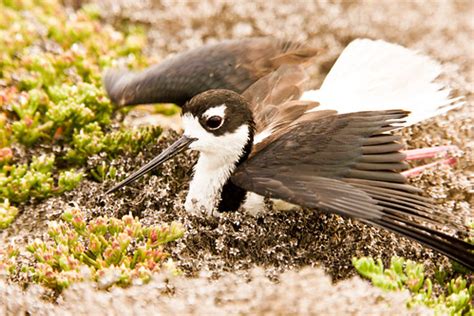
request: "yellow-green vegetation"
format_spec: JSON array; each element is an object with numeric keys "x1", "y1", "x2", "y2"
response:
[
  {"x1": 353, "y1": 257, "x2": 473, "y2": 315},
  {"x1": 0, "y1": 199, "x2": 18, "y2": 229},
  {"x1": 0, "y1": 0, "x2": 163, "y2": 228},
  {"x1": 0, "y1": 154, "x2": 83, "y2": 202},
  {"x1": 468, "y1": 223, "x2": 474, "y2": 245},
  {"x1": 0, "y1": 0, "x2": 185, "y2": 297},
  {"x1": 0, "y1": 209, "x2": 184, "y2": 292}
]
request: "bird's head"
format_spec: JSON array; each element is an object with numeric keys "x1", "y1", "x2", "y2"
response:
[
  {"x1": 181, "y1": 89, "x2": 255, "y2": 155},
  {"x1": 106, "y1": 89, "x2": 255, "y2": 194}
]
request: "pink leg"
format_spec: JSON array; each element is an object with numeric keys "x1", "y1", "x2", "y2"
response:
[
  {"x1": 401, "y1": 145, "x2": 460, "y2": 178},
  {"x1": 402, "y1": 145, "x2": 459, "y2": 160}
]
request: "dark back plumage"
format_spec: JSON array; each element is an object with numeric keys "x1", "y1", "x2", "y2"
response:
[{"x1": 221, "y1": 67, "x2": 474, "y2": 269}]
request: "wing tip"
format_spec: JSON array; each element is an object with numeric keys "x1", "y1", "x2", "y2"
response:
[
  {"x1": 369, "y1": 217, "x2": 474, "y2": 271},
  {"x1": 103, "y1": 68, "x2": 135, "y2": 106}
]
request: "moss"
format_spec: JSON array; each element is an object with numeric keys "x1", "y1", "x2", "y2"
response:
[{"x1": 353, "y1": 256, "x2": 473, "y2": 315}]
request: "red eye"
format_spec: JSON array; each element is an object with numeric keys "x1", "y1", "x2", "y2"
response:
[{"x1": 206, "y1": 116, "x2": 223, "y2": 129}]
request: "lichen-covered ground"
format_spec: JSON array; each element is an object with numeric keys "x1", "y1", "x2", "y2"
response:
[{"x1": 1, "y1": 0, "x2": 473, "y2": 315}]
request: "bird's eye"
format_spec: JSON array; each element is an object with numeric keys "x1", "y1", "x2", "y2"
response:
[{"x1": 205, "y1": 116, "x2": 223, "y2": 130}]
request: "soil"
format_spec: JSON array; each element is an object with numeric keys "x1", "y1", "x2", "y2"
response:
[{"x1": 1, "y1": 0, "x2": 473, "y2": 315}]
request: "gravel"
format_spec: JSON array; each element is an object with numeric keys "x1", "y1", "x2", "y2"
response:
[{"x1": 1, "y1": 0, "x2": 472, "y2": 314}]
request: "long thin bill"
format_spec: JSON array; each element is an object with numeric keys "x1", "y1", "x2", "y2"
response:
[{"x1": 106, "y1": 135, "x2": 196, "y2": 194}]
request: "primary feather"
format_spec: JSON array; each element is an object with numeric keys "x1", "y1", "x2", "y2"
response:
[
  {"x1": 301, "y1": 39, "x2": 463, "y2": 127},
  {"x1": 232, "y1": 110, "x2": 474, "y2": 269}
]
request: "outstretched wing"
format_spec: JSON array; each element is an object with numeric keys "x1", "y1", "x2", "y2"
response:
[
  {"x1": 241, "y1": 64, "x2": 319, "y2": 136},
  {"x1": 231, "y1": 110, "x2": 474, "y2": 269},
  {"x1": 301, "y1": 39, "x2": 464, "y2": 127},
  {"x1": 104, "y1": 37, "x2": 318, "y2": 106}
]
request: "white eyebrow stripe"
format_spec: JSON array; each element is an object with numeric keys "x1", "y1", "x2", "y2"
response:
[{"x1": 202, "y1": 104, "x2": 227, "y2": 118}]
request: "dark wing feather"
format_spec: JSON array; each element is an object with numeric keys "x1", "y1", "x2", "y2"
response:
[
  {"x1": 232, "y1": 110, "x2": 474, "y2": 269},
  {"x1": 242, "y1": 64, "x2": 319, "y2": 134},
  {"x1": 104, "y1": 37, "x2": 318, "y2": 106},
  {"x1": 239, "y1": 61, "x2": 340, "y2": 149}
]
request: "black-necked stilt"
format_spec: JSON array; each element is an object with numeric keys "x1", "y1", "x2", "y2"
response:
[{"x1": 105, "y1": 39, "x2": 473, "y2": 269}]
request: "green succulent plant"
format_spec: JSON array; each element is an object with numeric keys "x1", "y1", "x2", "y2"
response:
[
  {"x1": 0, "y1": 0, "x2": 167, "y2": 228},
  {"x1": 0, "y1": 199, "x2": 18, "y2": 229},
  {"x1": 353, "y1": 256, "x2": 473, "y2": 315},
  {"x1": 1, "y1": 209, "x2": 184, "y2": 292}
]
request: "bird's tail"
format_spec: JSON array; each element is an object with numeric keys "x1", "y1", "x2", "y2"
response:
[{"x1": 302, "y1": 39, "x2": 464, "y2": 127}]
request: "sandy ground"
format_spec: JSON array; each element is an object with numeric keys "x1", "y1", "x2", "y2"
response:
[
  {"x1": 1, "y1": 0, "x2": 473, "y2": 315},
  {"x1": 1, "y1": 268, "x2": 430, "y2": 315}
]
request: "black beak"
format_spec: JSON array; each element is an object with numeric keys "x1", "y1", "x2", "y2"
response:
[{"x1": 106, "y1": 135, "x2": 196, "y2": 194}]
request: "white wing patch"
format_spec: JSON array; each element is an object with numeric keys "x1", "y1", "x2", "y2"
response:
[{"x1": 301, "y1": 39, "x2": 464, "y2": 128}]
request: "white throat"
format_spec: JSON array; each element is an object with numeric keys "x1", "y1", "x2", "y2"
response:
[
  {"x1": 182, "y1": 113, "x2": 250, "y2": 215},
  {"x1": 185, "y1": 151, "x2": 239, "y2": 215}
]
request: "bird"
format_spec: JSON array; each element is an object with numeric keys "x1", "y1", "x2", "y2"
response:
[
  {"x1": 104, "y1": 36, "x2": 460, "y2": 175},
  {"x1": 105, "y1": 38, "x2": 473, "y2": 270}
]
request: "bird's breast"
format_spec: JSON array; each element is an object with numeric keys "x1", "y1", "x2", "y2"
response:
[{"x1": 185, "y1": 154, "x2": 238, "y2": 216}]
